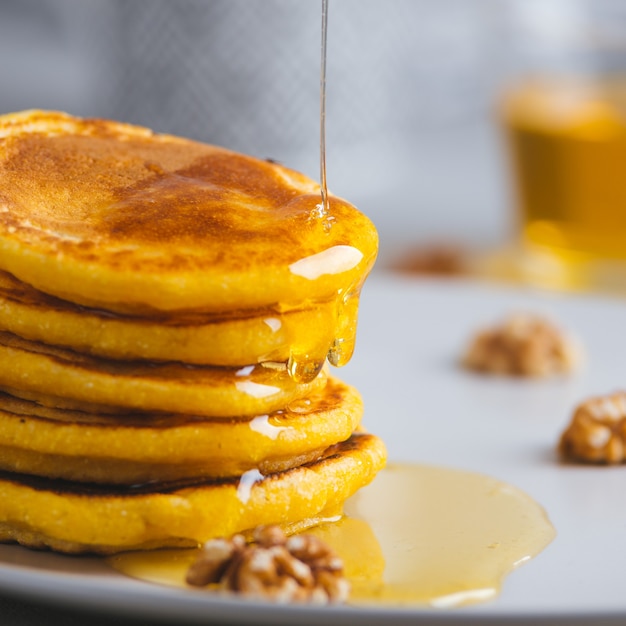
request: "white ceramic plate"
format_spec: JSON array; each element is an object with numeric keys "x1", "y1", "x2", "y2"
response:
[{"x1": 1, "y1": 273, "x2": 626, "y2": 625}]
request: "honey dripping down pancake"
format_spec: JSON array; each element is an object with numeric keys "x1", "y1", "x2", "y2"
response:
[
  {"x1": 0, "y1": 330, "x2": 327, "y2": 417},
  {"x1": 0, "y1": 270, "x2": 338, "y2": 367},
  {"x1": 0, "y1": 109, "x2": 384, "y2": 556}
]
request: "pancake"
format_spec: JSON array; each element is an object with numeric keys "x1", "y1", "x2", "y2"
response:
[
  {"x1": 0, "y1": 331, "x2": 327, "y2": 417},
  {"x1": 0, "y1": 433, "x2": 386, "y2": 554},
  {"x1": 0, "y1": 386, "x2": 151, "y2": 416},
  {"x1": 0, "y1": 270, "x2": 337, "y2": 368},
  {"x1": 0, "y1": 378, "x2": 363, "y2": 483},
  {"x1": 0, "y1": 110, "x2": 378, "y2": 316},
  {"x1": 0, "y1": 110, "x2": 384, "y2": 560}
]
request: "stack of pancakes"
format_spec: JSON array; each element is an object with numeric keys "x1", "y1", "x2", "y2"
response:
[{"x1": 0, "y1": 110, "x2": 385, "y2": 554}]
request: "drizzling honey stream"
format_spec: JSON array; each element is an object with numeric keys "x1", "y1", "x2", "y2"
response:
[{"x1": 319, "y1": 0, "x2": 329, "y2": 216}]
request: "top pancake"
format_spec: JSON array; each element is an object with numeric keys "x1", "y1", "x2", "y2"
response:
[{"x1": 0, "y1": 110, "x2": 378, "y2": 314}]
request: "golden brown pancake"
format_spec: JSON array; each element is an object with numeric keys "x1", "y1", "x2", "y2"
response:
[
  {"x1": 0, "y1": 433, "x2": 386, "y2": 554},
  {"x1": 0, "y1": 270, "x2": 337, "y2": 368},
  {"x1": 0, "y1": 110, "x2": 377, "y2": 315},
  {"x1": 0, "y1": 378, "x2": 363, "y2": 483},
  {"x1": 0, "y1": 330, "x2": 327, "y2": 417},
  {"x1": 0, "y1": 110, "x2": 384, "y2": 558}
]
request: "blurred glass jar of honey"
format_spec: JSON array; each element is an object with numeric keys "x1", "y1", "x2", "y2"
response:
[{"x1": 499, "y1": 0, "x2": 626, "y2": 292}]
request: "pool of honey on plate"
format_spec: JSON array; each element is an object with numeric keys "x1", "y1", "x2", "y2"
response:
[{"x1": 108, "y1": 463, "x2": 555, "y2": 609}]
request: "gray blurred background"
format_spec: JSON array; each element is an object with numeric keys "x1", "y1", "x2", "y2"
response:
[{"x1": 0, "y1": 0, "x2": 588, "y2": 266}]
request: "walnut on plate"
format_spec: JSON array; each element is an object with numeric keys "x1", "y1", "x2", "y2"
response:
[
  {"x1": 462, "y1": 312, "x2": 580, "y2": 377},
  {"x1": 559, "y1": 392, "x2": 626, "y2": 464},
  {"x1": 392, "y1": 242, "x2": 467, "y2": 276},
  {"x1": 185, "y1": 525, "x2": 349, "y2": 604}
]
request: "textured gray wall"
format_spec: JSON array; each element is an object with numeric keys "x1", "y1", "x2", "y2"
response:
[{"x1": 0, "y1": 0, "x2": 586, "y2": 264}]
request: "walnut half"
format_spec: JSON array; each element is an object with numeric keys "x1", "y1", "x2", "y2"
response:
[
  {"x1": 186, "y1": 525, "x2": 349, "y2": 604},
  {"x1": 462, "y1": 313, "x2": 580, "y2": 377},
  {"x1": 559, "y1": 392, "x2": 626, "y2": 464}
]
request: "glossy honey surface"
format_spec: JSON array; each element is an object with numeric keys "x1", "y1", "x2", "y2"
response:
[{"x1": 110, "y1": 463, "x2": 555, "y2": 608}]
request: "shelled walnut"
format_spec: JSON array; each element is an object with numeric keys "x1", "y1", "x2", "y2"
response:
[
  {"x1": 392, "y1": 243, "x2": 467, "y2": 276},
  {"x1": 186, "y1": 525, "x2": 349, "y2": 604},
  {"x1": 559, "y1": 392, "x2": 626, "y2": 464},
  {"x1": 462, "y1": 313, "x2": 580, "y2": 377}
]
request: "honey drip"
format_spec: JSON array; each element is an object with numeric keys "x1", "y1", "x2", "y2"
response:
[
  {"x1": 287, "y1": 354, "x2": 326, "y2": 384},
  {"x1": 283, "y1": 285, "x2": 364, "y2": 382},
  {"x1": 327, "y1": 289, "x2": 361, "y2": 367},
  {"x1": 280, "y1": 0, "x2": 367, "y2": 382},
  {"x1": 108, "y1": 463, "x2": 555, "y2": 609}
]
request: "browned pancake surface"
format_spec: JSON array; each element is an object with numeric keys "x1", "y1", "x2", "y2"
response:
[{"x1": 0, "y1": 111, "x2": 377, "y2": 313}]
